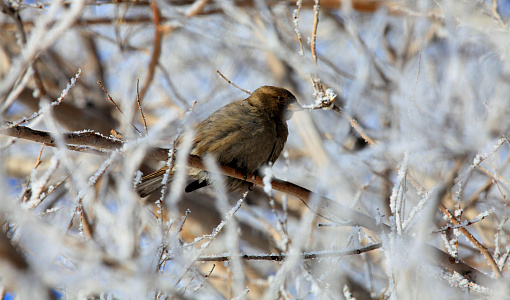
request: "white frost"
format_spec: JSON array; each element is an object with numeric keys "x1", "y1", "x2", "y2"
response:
[{"x1": 262, "y1": 165, "x2": 273, "y2": 196}]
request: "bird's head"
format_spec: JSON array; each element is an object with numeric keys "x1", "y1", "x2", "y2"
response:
[{"x1": 248, "y1": 86, "x2": 302, "y2": 120}]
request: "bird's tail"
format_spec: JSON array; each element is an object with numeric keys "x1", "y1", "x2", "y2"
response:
[{"x1": 136, "y1": 167, "x2": 171, "y2": 197}]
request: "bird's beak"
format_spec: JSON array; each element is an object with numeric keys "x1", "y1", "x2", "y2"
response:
[{"x1": 287, "y1": 101, "x2": 303, "y2": 112}]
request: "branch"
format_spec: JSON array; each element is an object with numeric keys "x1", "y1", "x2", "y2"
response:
[
  {"x1": 1, "y1": 125, "x2": 123, "y2": 151},
  {"x1": 439, "y1": 204, "x2": 503, "y2": 278},
  {"x1": 165, "y1": 243, "x2": 382, "y2": 262},
  {"x1": 0, "y1": 125, "x2": 496, "y2": 287}
]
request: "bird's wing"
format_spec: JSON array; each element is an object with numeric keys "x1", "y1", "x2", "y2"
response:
[
  {"x1": 192, "y1": 101, "x2": 281, "y2": 173},
  {"x1": 267, "y1": 119, "x2": 288, "y2": 164}
]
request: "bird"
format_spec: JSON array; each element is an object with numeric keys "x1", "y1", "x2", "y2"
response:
[{"x1": 136, "y1": 86, "x2": 302, "y2": 197}]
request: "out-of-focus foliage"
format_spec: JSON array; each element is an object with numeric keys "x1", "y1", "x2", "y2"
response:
[{"x1": 0, "y1": 0, "x2": 509, "y2": 299}]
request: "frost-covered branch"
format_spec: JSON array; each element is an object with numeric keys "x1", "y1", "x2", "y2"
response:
[
  {"x1": 0, "y1": 124, "x2": 496, "y2": 287},
  {"x1": 165, "y1": 243, "x2": 381, "y2": 262}
]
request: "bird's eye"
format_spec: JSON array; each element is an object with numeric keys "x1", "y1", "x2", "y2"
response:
[{"x1": 278, "y1": 96, "x2": 283, "y2": 101}]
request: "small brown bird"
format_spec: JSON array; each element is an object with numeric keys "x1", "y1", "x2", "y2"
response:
[{"x1": 136, "y1": 86, "x2": 302, "y2": 197}]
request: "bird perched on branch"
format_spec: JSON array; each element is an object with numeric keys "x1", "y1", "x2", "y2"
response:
[{"x1": 136, "y1": 86, "x2": 302, "y2": 197}]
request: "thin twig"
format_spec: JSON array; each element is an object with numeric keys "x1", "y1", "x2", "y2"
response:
[
  {"x1": 331, "y1": 105, "x2": 376, "y2": 145},
  {"x1": 98, "y1": 80, "x2": 141, "y2": 134},
  {"x1": 34, "y1": 171, "x2": 72, "y2": 207},
  {"x1": 34, "y1": 144, "x2": 44, "y2": 169},
  {"x1": 174, "y1": 193, "x2": 247, "y2": 288},
  {"x1": 485, "y1": 0, "x2": 507, "y2": 29},
  {"x1": 136, "y1": 78, "x2": 148, "y2": 134},
  {"x1": 21, "y1": 144, "x2": 46, "y2": 202},
  {"x1": 67, "y1": 154, "x2": 115, "y2": 234},
  {"x1": 433, "y1": 212, "x2": 491, "y2": 233},
  {"x1": 78, "y1": 204, "x2": 93, "y2": 239},
  {"x1": 311, "y1": 0, "x2": 320, "y2": 64},
  {"x1": 293, "y1": 0, "x2": 305, "y2": 55},
  {"x1": 216, "y1": 70, "x2": 251, "y2": 95},
  {"x1": 165, "y1": 244, "x2": 381, "y2": 262},
  {"x1": 439, "y1": 203, "x2": 502, "y2": 278},
  {"x1": 139, "y1": 1, "x2": 162, "y2": 102},
  {"x1": 7, "y1": 69, "x2": 81, "y2": 128}
]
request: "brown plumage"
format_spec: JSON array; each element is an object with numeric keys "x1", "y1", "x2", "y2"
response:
[{"x1": 136, "y1": 86, "x2": 302, "y2": 197}]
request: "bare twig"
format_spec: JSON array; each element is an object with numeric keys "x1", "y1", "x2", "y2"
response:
[
  {"x1": 21, "y1": 144, "x2": 45, "y2": 202},
  {"x1": 138, "y1": 1, "x2": 162, "y2": 103},
  {"x1": 165, "y1": 243, "x2": 382, "y2": 262},
  {"x1": 331, "y1": 105, "x2": 376, "y2": 146},
  {"x1": 67, "y1": 153, "x2": 115, "y2": 234},
  {"x1": 98, "y1": 80, "x2": 141, "y2": 134},
  {"x1": 35, "y1": 171, "x2": 73, "y2": 207},
  {"x1": 216, "y1": 70, "x2": 251, "y2": 95},
  {"x1": 484, "y1": 0, "x2": 507, "y2": 29},
  {"x1": 293, "y1": 0, "x2": 305, "y2": 55},
  {"x1": 136, "y1": 78, "x2": 148, "y2": 134},
  {"x1": 34, "y1": 144, "x2": 44, "y2": 169},
  {"x1": 311, "y1": 0, "x2": 320, "y2": 64}
]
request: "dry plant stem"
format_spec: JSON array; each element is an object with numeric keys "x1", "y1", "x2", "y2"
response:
[
  {"x1": 293, "y1": 0, "x2": 304, "y2": 55},
  {"x1": 174, "y1": 194, "x2": 247, "y2": 289},
  {"x1": 0, "y1": 0, "x2": 47, "y2": 105},
  {"x1": 242, "y1": 204, "x2": 287, "y2": 252},
  {"x1": 330, "y1": 104, "x2": 375, "y2": 145},
  {"x1": 98, "y1": 80, "x2": 141, "y2": 134},
  {"x1": 304, "y1": 3, "x2": 374, "y2": 147},
  {"x1": 390, "y1": 150, "x2": 502, "y2": 278},
  {"x1": 140, "y1": 0, "x2": 209, "y2": 102},
  {"x1": 78, "y1": 204, "x2": 93, "y2": 239},
  {"x1": 0, "y1": 2, "x2": 446, "y2": 34},
  {"x1": 7, "y1": 70, "x2": 82, "y2": 128},
  {"x1": 453, "y1": 134, "x2": 510, "y2": 186},
  {"x1": 68, "y1": 155, "x2": 113, "y2": 234},
  {"x1": 166, "y1": 243, "x2": 382, "y2": 262},
  {"x1": 485, "y1": 0, "x2": 507, "y2": 29},
  {"x1": 138, "y1": 1, "x2": 162, "y2": 103},
  {"x1": 404, "y1": 154, "x2": 504, "y2": 278},
  {"x1": 477, "y1": 164, "x2": 510, "y2": 188},
  {"x1": 21, "y1": 145, "x2": 45, "y2": 202},
  {"x1": 136, "y1": 78, "x2": 148, "y2": 134},
  {"x1": 0, "y1": 125, "x2": 496, "y2": 287},
  {"x1": 216, "y1": 70, "x2": 251, "y2": 95},
  {"x1": 267, "y1": 196, "x2": 289, "y2": 249},
  {"x1": 329, "y1": 100, "x2": 501, "y2": 279},
  {"x1": 439, "y1": 203, "x2": 502, "y2": 278},
  {"x1": 34, "y1": 145, "x2": 44, "y2": 168},
  {"x1": 35, "y1": 172, "x2": 72, "y2": 207},
  {"x1": 311, "y1": 0, "x2": 320, "y2": 64}
]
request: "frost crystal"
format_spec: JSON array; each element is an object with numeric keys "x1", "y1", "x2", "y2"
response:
[
  {"x1": 262, "y1": 165, "x2": 273, "y2": 196},
  {"x1": 472, "y1": 153, "x2": 483, "y2": 166}
]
